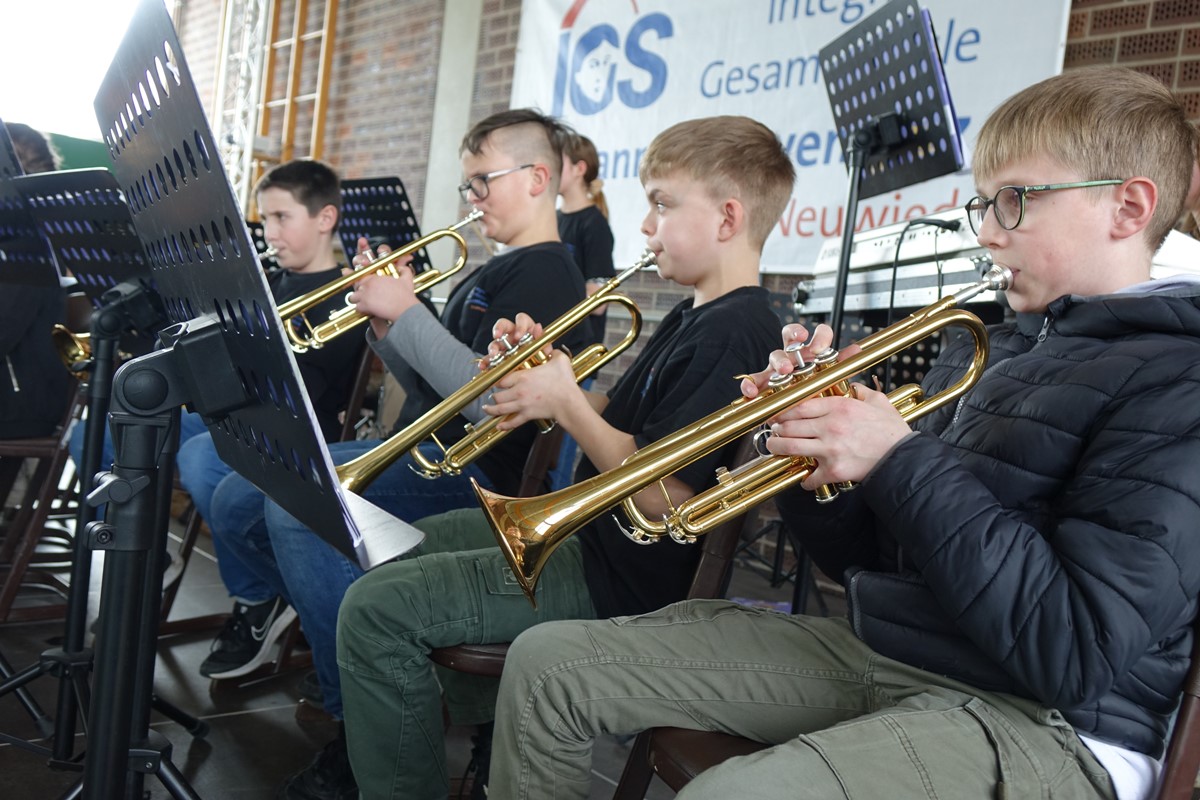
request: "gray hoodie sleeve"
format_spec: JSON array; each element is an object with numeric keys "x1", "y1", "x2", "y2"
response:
[{"x1": 367, "y1": 302, "x2": 490, "y2": 422}]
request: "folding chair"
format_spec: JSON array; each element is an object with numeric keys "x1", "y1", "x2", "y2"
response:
[{"x1": 0, "y1": 381, "x2": 85, "y2": 623}]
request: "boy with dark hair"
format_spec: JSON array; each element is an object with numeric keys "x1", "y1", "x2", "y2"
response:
[
  {"x1": 335, "y1": 114, "x2": 793, "y2": 800},
  {"x1": 490, "y1": 67, "x2": 1200, "y2": 800},
  {"x1": 176, "y1": 158, "x2": 364, "y2": 678},
  {"x1": 204, "y1": 109, "x2": 588, "y2": 799}
]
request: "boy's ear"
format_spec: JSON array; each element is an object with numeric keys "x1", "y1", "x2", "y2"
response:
[
  {"x1": 1110, "y1": 177, "x2": 1156, "y2": 241},
  {"x1": 315, "y1": 203, "x2": 338, "y2": 234},
  {"x1": 528, "y1": 163, "x2": 554, "y2": 198},
  {"x1": 716, "y1": 197, "x2": 746, "y2": 242}
]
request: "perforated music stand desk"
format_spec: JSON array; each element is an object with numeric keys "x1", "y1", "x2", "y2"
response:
[
  {"x1": 340, "y1": 176, "x2": 432, "y2": 273},
  {"x1": 0, "y1": 119, "x2": 63, "y2": 288},
  {"x1": 818, "y1": 0, "x2": 964, "y2": 343},
  {"x1": 93, "y1": 0, "x2": 421, "y2": 571},
  {"x1": 13, "y1": 168, "x2": 157, "y2": 301}
]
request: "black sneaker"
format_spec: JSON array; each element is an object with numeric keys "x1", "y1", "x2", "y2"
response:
[
  {"x1": 456, "y1": 722, "x2": 492, "y2": 800},
  {"x1": 199, "y1": 597, "x2": 297, "y2": 679},
  {"x1": 278, "y1": 724, "x2": 357, "y2": 800}
]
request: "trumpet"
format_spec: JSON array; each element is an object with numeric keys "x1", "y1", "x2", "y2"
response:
[
  {"x1": 475, "y1": 264, "x2": 1012, "y2": 605},
  {"x1": 334, "y1": 249, "x2": 656, "y2": 494},
  {"x1": 276, "y1": 209, "x2": 483, "y2": 353},
  {"x1": 52, "y1": 324, "x2": 92, "y2": 374}
]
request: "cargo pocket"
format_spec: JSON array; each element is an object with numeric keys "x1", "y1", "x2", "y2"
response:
[
  {"x1": 962, "y1": 698, "x2": 1015, "y2": 800},
  {"x1": 476, "y1": 553, "x2": 530, "y2": 598}
]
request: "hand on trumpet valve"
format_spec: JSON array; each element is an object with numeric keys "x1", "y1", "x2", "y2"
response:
[
  {"x1": 761, "y1": 380, "x2": 911, "y2": 489},
  {"x1": 740, "y1": 323, "x2": 838, "y2": 400},
  {"x1": 349, "y1": 264, "x2": 419, "y2": 338},
  {"x1": 352, "y1": 236, "x2": 393, "y2": 268},
  {"x1": 483, "y1": 314, "x2": 548, "y2": 369},
  {"x1": 483, "y1": 346, "x2": 579, "y2": 431}
]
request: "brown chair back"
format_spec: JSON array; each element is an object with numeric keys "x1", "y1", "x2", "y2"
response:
[
  {"x1": 1158, "y1": 615, "x2": 1200, "y2": 800},
  {"x1": 338, "y1": 348, "x2": 379, "y2": 443},
  {"x1": 0, "y1": 379, "x2": 85, "y2": 623}
]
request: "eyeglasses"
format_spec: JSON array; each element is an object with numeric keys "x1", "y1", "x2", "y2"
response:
[
  {"x1": 964, "y1": 179, "x2": 1125, "y2": 235},
  {"x1": 457, "y1": 164, "x2": 535, "y2": 202}
]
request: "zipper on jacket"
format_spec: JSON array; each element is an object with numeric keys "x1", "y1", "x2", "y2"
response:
[
  {"x1": 1034, "y1": 315, "x2": 1051, "y2": 344},
  {"x1": 5, "y1": 356, "x2": 18, "y2": 393},
  {"x1": 946, "y1": 314, "x2": 1052, "y2": 430}
]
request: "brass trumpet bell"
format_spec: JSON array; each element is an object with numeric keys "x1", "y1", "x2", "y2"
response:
[{"x1": 52, "y1": 324, "x2": 92, "y2": 374}]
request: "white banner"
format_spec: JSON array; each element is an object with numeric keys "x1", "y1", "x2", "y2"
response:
[{"x1": 512, "y1": 0, "x2": 1070, "y2": 274}]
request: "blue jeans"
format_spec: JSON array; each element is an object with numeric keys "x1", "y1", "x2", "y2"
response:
[
  {"x1": 213, "y1": 437, "x2": 495, "y2": 718},
  {"x1": 177, "y1": 432, "x2": 278, "y2": 603}
]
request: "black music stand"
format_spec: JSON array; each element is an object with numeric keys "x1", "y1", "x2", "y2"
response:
[
  {"x1": 819, "y1": 0, "x2": 963, "y2": 344},
  {"x1": 72, "y1": 0, "x2": 424, "y2": 796},
  {"x1": 338, "y1": 176, "x2": 431, "y2": 273},
  {"x1": 0, "y1": 167, "x2": 202, "y2": 774}
]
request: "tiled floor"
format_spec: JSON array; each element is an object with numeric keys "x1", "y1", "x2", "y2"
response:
[{"x1": 0, "y1": 508, "x2": 829, "y2": 800}]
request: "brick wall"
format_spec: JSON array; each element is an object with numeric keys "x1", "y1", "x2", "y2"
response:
[{"x1": 1066, "y1": 0, "x2": 1200, "y2": 120}]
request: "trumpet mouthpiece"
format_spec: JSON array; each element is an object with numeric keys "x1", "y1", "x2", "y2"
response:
[{"x1": 984, "y1": 264, "x2": 1013, "y2": 290}]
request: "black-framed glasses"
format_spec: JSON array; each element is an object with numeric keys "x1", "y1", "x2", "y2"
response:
[
  {"x1": 457, "y1": 164, "x2": 535, "y2": 202},
  {"x1": 964, "y1": 179, "x2": 1125, "y2": 235}
]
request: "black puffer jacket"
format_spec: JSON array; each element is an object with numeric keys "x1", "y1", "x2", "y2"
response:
[{"x1": 778, "y1": 286, "x2": 1200, "y2": 758}]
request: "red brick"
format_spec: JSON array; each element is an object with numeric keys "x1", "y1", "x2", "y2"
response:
[
  {"x1": 1066, "y1": 38, "x2": 1119, "y2": 66},
  {"x1": 1182, "y1": 58, "x2": 1200, "y2": 85},
  {"x1": 1069, "y1": 11, "x2": 1090, "y2": 39},
  {"x1": 1118, "y1": 29, "x2": 1181, "y2": 60},
  {"x1": 1153, "y1": 0, "x2": 1200, "y2": 26},
  {"x1": 1073, "y1": 0, "x2": 1124, "y2": 8},
  {"x1": 1185, "y1": 26, "x2": 1200, "y2": 53},
  {"x1": 1179, "y1": 89, "x2": 1200, "y2": 119},
  {"x1": 1090, "y1": 3, "x2": 1150, "y2": 33},
  {"x1": 1130, "y1": 60, "x2": 1178, "y2": 86}
]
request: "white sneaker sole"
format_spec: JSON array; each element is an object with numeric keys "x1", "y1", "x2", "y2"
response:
[{"x1": 206, "y1": 605, "x2": 299, "y2": 680}]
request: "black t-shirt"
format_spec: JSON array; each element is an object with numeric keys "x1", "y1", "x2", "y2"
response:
[
  {"x1": 557, "y1": 205, "x2": 614, "y2": 347},
  {"x1": 408, "y1": 241, "x2": 587, "y2": 495},
  {"x1": 270, "y1": 267, "x2": 366, "y2": 442},
  {"x1": 579, "y1": 286, "x2": 781, "y2": 618}
]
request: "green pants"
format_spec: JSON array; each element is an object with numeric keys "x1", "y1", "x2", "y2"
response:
[
  {"x1": 336, "y1": 508, "x2": 596, "y2": 800},
  {"x1": 491, "y1": 600, "x2": 1121, "y2": 800}
]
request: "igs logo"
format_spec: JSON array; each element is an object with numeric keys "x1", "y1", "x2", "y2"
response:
[{"x1": 551, "y1": 3, "x2": 674, "y2": 116}]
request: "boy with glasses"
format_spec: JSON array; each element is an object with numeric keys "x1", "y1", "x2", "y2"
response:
[
  {"x1": 199, "y1": 108, "x2": 587, "y2": 800},
  {"x1": 490, "y1": 67, "x2": 1200, "y2": 800}
]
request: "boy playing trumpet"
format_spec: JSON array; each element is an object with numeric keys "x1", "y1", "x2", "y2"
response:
[
  {"x1": 490, "y1": 67, "x2": 1200, "y2": 800},
  {"x1": 335, "y1": 115, "x2": 793, "y2": 799}
]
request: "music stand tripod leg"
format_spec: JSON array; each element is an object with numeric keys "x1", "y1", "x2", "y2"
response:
[{"x1": 0, "y1": 650, "x2": 53, "y2": 741}]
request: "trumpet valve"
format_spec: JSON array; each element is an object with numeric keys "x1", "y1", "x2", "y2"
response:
[
  {"x1": 835, "y1": 480, "x2": 857, "y2": 492},
  {"x1": 814, "y1": 484, "x2": 839, "y2": 504}
]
